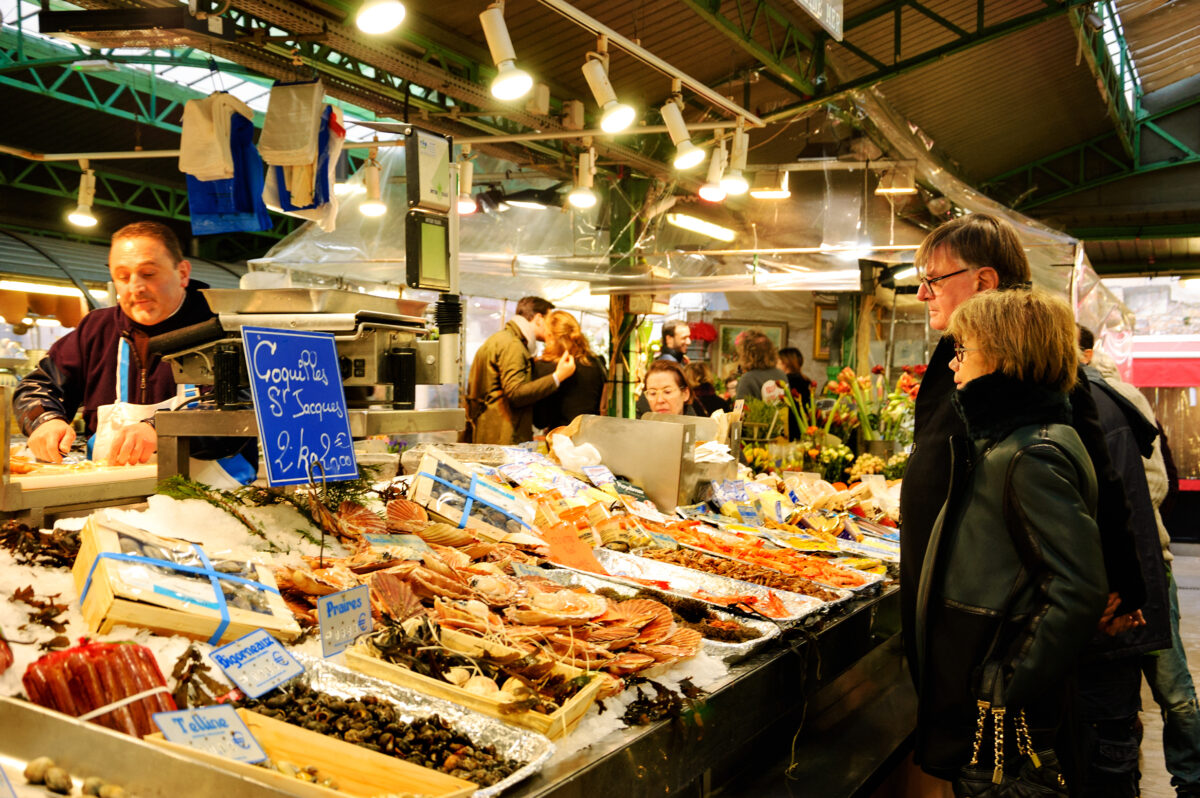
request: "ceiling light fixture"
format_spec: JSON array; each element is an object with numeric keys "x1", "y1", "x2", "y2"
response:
[
  {"x1": 568, "y1": 148, "x2": 597, "y2": 209},
  {"x1": 666, "y1": 212, "x2": 735, "y2": 242},
  {"x1": 355, "y1": 0, "x2": 406, "y2": 34},
  {"x1": 67, "y1": 165, "x2": 97, "y2": 227},
  {"x1": 661, "y1": 88, "x2": 705, "y2": 171},
  {"x1": 505, "y1": 185, "x2": 562, "y2": 210},
  {"x1": 456, "y1": 158, "x2": 477, "y2": 215},
  {"x1": 698, "y1": 140, "x2": 727, "y2": 203},
  {"x1": 875, "y1": 163, "x2": 917, "y2": 195},
  {"x1": 721, "y1": 126, "x2": 749, "y2": 196},
  {"x1": 749, "y1": 169, "x2": 790, "y2": 199},
  {"x1": 581, "y1": 37, "x2": 635, "y2": 134},
  {"x1": 480, "y1": 2, "x2": 533, "y2": 101},
  {"x1": 359, "y1": 152, "x2": 387, "y2": 217}
]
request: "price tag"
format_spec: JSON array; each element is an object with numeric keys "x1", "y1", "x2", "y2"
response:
[
  {"x1": 625, "y1": 499, "x2": 668, "y2": 525},
  {"x1": 209, "y1": 629, "x2": 304, "y2": 699},
  {"x1": 542, "y1": 523, "x2": 607, "y2": 575},
  {"x1": 152, "y1": 705, "x2": 267, "y2": 764},
  {"x1": 645, "y1": 530, "x2": 679, "y2": 550},
  {"x1": 510, "y1": 562, "x2": 545, "y2": 579},
  {"x1": 242, "y1": 326, "x2": 358, "y2": 486},
  {"x1": 0, "y1": 766, "x2": 16, "y2": 798},
  {"x1": 363, "y1": 533, "x2": 432, "y2": 552},
  {"x1": 317, "y1": 584, "x2": 372, "y2": 658},
  {"x1": 613, "y1": 479, "x2": 648, "y2": 501}
]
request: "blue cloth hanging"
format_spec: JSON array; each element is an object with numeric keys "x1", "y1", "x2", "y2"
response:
[
  {"x1": 269, "y1": 105, "x2": 337, "y2": 212},
  {"x1": 188, "y1": 112, "x2": 271, "y2": 235}
]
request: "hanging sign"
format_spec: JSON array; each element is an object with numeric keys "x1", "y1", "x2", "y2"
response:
[
  {"x1": 242, "y1": 326, "x2": 357, "y2": 486},
  {"x1": 792, "y1": 0, "x2": 842, "y2": 40},
  {"x1": 152, "y1": 705, "x2": 267, "y2": 764},
  {"x1": 317, "y1": 584, "x2": 372, "y2": 658},
  {"x1": 209, "y1": 628, "x2": 305, "y2": 699}
]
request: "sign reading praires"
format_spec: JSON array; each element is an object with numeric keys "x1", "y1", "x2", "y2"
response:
[{"x1": 242, "y1": 326, "x2": 358, "y2": 486}]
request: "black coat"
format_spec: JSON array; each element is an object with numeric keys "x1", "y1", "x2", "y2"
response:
[
  {"x1": 531, "y1": 356, "x2": 606, "y2": 431},
  {"x1": 900, "y1": 338, "x2": 1145, "y2": 686},
  {"x1": 785, "y1": 372, "x2": 811, "y2": 439},
  {"x1": 1082, "y1": 367, "x2": 1171, "y2": 660}
]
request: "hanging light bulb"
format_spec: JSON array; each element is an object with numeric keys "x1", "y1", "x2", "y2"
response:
[
  {"x1": 581, "y1": 42, "x2": 635, "y2": 133},
  {"x1": 67, "y1": 167, "x2": 97, "y2": 227},
  {"x1": 456, "y1": 157, "x2": 477, "y2": 215},
  {"x1": 359, "y1": 154, "x2": 387, "y2": 217},
  {"x1": 568, "y1": 148, "x2": 597, "y2": 209},
  {"x1": 480, "y1": 2, "x2": 532, "y2": 101},
  {"x1": 699, "y1": 140, "x2": 727, "y2": 203},
  {"x1": 661, "y1": 98, "x2": 704, "y2": 170},
  {"x1": 721, "y1": 127, "x2": 750, "y2": 195},
  {"x1": 355, "y1": 0, "x2": 405, "y2": 34}
]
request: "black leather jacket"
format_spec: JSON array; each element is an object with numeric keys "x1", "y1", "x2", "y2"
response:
[{"x1": 913, "y1": 373, "x2": 1108, "y2": 778}]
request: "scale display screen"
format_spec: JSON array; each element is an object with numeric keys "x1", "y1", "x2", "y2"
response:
[{"x1": 406, "y1": 210, "x2": 450, "y2": 292}]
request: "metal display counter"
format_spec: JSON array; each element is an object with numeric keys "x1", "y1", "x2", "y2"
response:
[{"x1": 507, "y1": 585, "x2": 910, "y2": 798}]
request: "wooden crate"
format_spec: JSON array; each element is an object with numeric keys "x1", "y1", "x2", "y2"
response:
[
  {"x1": 344, "y1": 631, "x2": 601, "y2": 740},
  {"x1": 72, "y1": 511, "x2": 301, "y2": 645},
  {"x1": 145, "y1": 708, "x2": 475, "y2": 798}
]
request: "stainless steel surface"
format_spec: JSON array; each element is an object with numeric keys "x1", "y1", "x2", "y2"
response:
[
  {"x1": 202, "y1": 288, "x2": 427, "y2": 317},
  {"x1": 155, "y1": 408, "x2": 466, "y2": 437},
  {"x1": 0, "y1": 697, "x2": 297, "y2": 798},
  {"x1": 216, "y1": 312, "x2": 427, "y2": 331},
  {"x1": 535, "y1": 565, "x2": 780, "y2": 661},
  {"x1": 573, "y1": 416, "x2": 686, "y2": 511},
  {"x1": 296, "y1": 655, "x2": 554, "y2": 798},
  {"x1": 585, "y1": 547, "x2": 835, "y2": 624}
]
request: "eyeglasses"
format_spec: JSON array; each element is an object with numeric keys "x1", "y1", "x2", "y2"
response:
[
  {"x1": 644, "y1": 387, "x2": 681, "y2": 400},
  {"x1": 920, "y1": 268, "x2": 970, "y2": 295},
  {"x1": 953, "y1": 345, "x2": 981, "y2": 363}
]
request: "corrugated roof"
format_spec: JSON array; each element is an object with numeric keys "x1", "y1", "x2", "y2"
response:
[{"x1": 1116, "y1": 0, "x2": 1200, "y2": 95}]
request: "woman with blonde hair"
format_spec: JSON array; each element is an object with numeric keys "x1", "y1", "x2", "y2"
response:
[
  {"x1": 913, "y1": 288, "x2": 1107, "y2": 792},
  {"x1": 684, "y1": 361, "x2": 729, "y2": 416},
  {"x1": 532, "y1": 310, "x2": 607, "y2": 430}
]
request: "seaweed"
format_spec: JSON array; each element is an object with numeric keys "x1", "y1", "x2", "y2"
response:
[{"x1": 0, "y1": 521, "x2": 80, "y2": 568}]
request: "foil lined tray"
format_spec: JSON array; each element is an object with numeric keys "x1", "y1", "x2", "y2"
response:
[
  {"x1": 674, "y1": 538, "x2": 885, "y2": 593},
  {"x1": 293, "y1": 655, "x2": 554, "y2": 798},
  {"x1": 535, "y1": 565, "x2": 780, "y2": 661}
]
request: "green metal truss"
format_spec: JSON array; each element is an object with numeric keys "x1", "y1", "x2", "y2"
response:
[
  {"x1": 981, "y1": 93, "x2": 1200, "y2": 211},
  {"x1": 1069, "y1": 1, "x2": 1139, "y2": 158}
]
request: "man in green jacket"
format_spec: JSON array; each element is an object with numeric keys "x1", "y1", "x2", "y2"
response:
[{"x1": 466, "y1": 296, "x2": 575, "y2": 444}]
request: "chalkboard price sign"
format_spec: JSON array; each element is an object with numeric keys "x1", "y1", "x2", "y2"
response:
[{"x1": 242, "y1": 326, "x2": 358, "y2": 486}]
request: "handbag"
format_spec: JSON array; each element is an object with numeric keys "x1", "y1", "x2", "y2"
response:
[{"x1": 952, "y1": 699, "x2": 1068, "y2": 798}]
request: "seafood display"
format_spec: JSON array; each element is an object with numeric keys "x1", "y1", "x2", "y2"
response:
[{"x1": 638, "y1": 548, "x2": 845, "y2": 602}]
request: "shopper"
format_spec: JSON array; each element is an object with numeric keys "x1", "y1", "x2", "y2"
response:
[
  {"x1": 658, "y1": 321, "x2": 691, "y2": 364},
  {"x1": 684, "y1": 361, "x2": 729, "y2": 417},
  {"x1": 13, "y1": 221, "x2": 249, "y2": 470},
  {"x1": 734, "y1": 329, "x2": 787, "y2": 402},
  {"x1": 465, "y1": 296, "x2": 575, "y2": 445},
  {"x1": 531, "y1": 310, "x2": 606, "y2": 431},
  {"x1": 643, "y1": 360, "x2": 695, "y2": 416},
  {"x1": 777, "y1": 346, "x2": 812, "y2": 438},
  {"x1": 914, "y1": 288, "x2": 1108, "y2": 787}
]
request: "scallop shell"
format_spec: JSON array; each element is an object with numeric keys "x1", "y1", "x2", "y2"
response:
[
  {"x1": 386, "y1": 498, "x2": 429, "y2": 531},
  {"x1": 337, "y1": 502, "x2": 386, "y2": 539},
  {"x1": 630, "y1": 601, "x2": 676, "y2": 644},
  {"x1": 603, "y1": 652, "x2": 657, "y2": 676},
  {"x1": 416, "y1": 523, "x2": 476, "y2": 548},
  {"x1": 603, "y1": 599, "x2": 667, "y2": 630},
  {"x1": 659, "y1": 627, "x2": 704, "y2": 657}
]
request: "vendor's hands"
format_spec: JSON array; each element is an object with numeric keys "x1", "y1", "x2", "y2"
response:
[
  {"x1": 110, "y1": 421, "x2": 157, "y2": 465},
  {"x1": 553, "y1": 352, "x2": 576, "y2": 383},
  {"x1": 27, "y1": 418, "x2": 75, "y2": 463}
]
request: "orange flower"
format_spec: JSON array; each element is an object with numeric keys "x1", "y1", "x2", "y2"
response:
[
  {"x1": 838, "y1": 367, "x2": 857, "y2": 383},
  {"x1": 806, "y1": 426, "x2": 818, "y2": 436},
  {"x1": 808, "y1": 449, "x2": 820, "y2": 458}
]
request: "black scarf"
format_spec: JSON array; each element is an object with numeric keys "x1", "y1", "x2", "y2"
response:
[{"x1": 951, "y1": 371, "x2": 1072, "y2": 442}]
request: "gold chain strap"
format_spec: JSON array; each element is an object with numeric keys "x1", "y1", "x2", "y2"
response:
[
  {"x1": 968, "y1": 700, "x2": 989, "y2": 766},
  {"x1": 1014, "y1": 710, "x2": 1041, "y2": 768},
  {"x1": 991, "y1": 706, "x2": 1007, "y2": 784}
]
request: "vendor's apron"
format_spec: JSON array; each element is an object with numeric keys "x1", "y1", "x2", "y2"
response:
[{"x1": 88, "y1": 339, "x2": 256, "y2": 487}]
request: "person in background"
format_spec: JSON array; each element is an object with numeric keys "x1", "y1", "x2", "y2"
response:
[
  {"x1": 915, "y1": 288, "x2": 1108, "y2": 787},
  {"x1": 684, "y1": 361, "x2": 729, "y2": 417},
  {"x1": 734, "y1": 329, "x2": 787, "y2": 401},
  {"x1": 531, "y1": 310, "x2": 606, "y2": 431},
  {"x1": 1081, "y1": 328, "x2": 1200, "y2": 798},
  {"x1": 777, "y1": 346, "x2": 812, "y2": 439},
  {"x1": 643, "y1": 360, "x2": 695, "y2": 416},
  {"x1": 658, "y1": 321, "x2": 691, "y2": 363},
  {"x1": 465, "y1": 296, "x2": 575, "y2": 445}
]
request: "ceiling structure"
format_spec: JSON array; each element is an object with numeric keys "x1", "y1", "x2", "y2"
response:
[{"x1": 1, "y1": 0, "x2": 1199, "y2": 277}]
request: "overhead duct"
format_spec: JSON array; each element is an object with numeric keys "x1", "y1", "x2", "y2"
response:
[{"x1": 38, "y1": 7, "x2": 237, "y2": 48}]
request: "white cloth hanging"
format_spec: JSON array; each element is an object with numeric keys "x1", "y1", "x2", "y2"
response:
[
  {"x1": 261, "y1": 105, "x2": 345, "y2": 232},
  {"x1": 178, "y1": 93, "x2": 255, "y2": 181},
  {"x1": 259, "y1": 80, "x2": 325, "y2": 166}
]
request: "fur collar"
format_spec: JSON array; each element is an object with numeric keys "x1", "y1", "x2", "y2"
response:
[{"x1": 951, "y1": 371, "x2": 1071, "y2": 441}]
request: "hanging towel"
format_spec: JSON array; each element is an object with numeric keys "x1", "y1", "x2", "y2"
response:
[
  {"x1": 187, "y1": 111, "x2": 272, "y2": 235},
  {"x1": 262, "y1": 105, "x2": 345, "y2": 232},
  {"x1": 179, "y1": 92, "x2": 255, "y2": 181},
  {"x1": 259, "y1": 79, "x2": 325, "y2": 167}
]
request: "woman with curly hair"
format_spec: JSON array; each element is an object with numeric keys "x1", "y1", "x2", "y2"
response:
[
  {"x1": 532, "y1": 310, "x2": 607, "y2": 430},
  {"x1": 734, "y1": 329, "x2": 787, "y2": 402}
]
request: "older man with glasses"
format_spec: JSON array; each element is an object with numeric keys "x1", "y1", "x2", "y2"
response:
[{"x1": 899, "y1": 213, "x2": 1146, "y2": 790}]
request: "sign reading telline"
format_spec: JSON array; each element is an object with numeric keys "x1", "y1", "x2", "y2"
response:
[{"x1": 241, "y1": 326, "x2": 358, "y2": 486}]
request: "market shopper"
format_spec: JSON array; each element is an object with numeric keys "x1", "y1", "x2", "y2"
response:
[
  {"x1": 659, "y1": 321, "x2": 691, "y2": 364},
  {"x1": 466, "y1": 296, "x2": 576, "y2": 445},
  {"x1": 531, "y1": 310, "x2": 606, "y2": 431},
  {"x1": 15, "y1": 222, "x2": 219, "y2": 466},
  {"x1": 684, "y1": 361, "x2": 729, "y2": 416},
  {"x1": 734, "y1": 329, "x2": 787, "y2": 402},
  {"x1": 777, "y1": 346, "x2": 812, "y2": 439},
  {"x1": 914, "y1": 288, "x2": 1108, "y2": 786},
  {"x1": 643, "y1": 360, "x2": 696, "y2": 416}
]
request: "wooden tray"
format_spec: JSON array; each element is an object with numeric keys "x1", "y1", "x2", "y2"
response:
[
  {"x1": 345, "y1": 631, "x2": 601, "y2": 740},
  {"x1": 145, "y1": 708, "x2": 475, "y2": 798}
]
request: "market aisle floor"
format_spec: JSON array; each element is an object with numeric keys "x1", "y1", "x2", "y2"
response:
[{"x1": 1141, "y1": 549, "x2": 1200, "y2": 798}]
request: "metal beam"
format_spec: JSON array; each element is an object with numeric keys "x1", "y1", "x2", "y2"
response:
[
  {"x1": 1089, "y1": 259, "x2": 1200, "y2": 277},
  {"x1": 1069, "y1": 1, "x2": 1137, "y2": 158},
  {"x1": 762, "y1": 0, "x2": 1094, "y2": 122},
  {"x1": 1071, "y1": 224, "x2": 1200, "y2": 241},
  {"x1": 982, "y1": 93, "x2": 1200, "y2": 210}
]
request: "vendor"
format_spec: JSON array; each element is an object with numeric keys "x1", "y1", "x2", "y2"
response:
[
  {"x1": 14, "y1": 221, "x2": 216, "y2": 465},
  {"x1": 643, "y1": 360, "x2": 696, "y2": 416}
]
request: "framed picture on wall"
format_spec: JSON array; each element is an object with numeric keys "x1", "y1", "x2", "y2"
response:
[
  {"x1": 814, "y1": 303, "x2": 837, "y2": 361},
  {"x1": 714, "y1": 320, "x2": 788, "y2": 380}
]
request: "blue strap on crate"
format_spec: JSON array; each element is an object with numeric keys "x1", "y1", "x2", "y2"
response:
[{"x1": 416, "y1": 471, "x2": 532, "y2": 530}]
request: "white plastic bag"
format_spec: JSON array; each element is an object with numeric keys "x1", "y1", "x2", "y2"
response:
[
  {"x1": 549, "y1": 433, "x2": 602, "y2": 472},
  {"x1": 92, "y1": 401, "x2": 161, "y2": 464},
  {"x1": 259, "y1": 80, "x2": 325, "y2": 166}
]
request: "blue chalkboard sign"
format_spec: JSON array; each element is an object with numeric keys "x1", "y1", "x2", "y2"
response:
[{"x1": 242, "y1": 326, "x2": 358, "y2": 485}]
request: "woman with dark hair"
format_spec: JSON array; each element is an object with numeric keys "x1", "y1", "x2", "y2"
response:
[
  {"x1": 532, "y1": 310, "x2": 607, "y2": 430},
  {"x1": 777, "y1": 346, "x2": 811, "y2": 438},
  {"x1": 684, "y1": 361, "x2": 729, "y2": 416},
  {"x1": 734, "y1": 329, "x2": 787, "y2": 402},
  {"x1": 642, "y1": 360, "x2": 695, "y2": 416}
]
